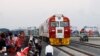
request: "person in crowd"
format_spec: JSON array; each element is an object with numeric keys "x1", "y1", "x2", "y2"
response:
[
  {"x1": 7, "y1": 32, "x2": 16, "y2": 56},
  {"x1": 34, "y1": 38, "x2": 38, "y2": 46},
  {"x1": 15, "y1": 31, "x2": 25, "y2": 52},
  {"x1": 80, "y1": 28, "x2": 88, "y2": 42},
  {"x1": 29, "y1": 36, "x2": 39, "y2": 56},
  {"x1": 37, "y1": 40, "x2": 42, "y2": 56},
  {"x1": 80, "y1": 28, "x2": 85, "y2": 33},
  {"x1": 45, "y1": 44, "x2": 53, "y2": 56},
  {"x1": 0, "y1": 35, "x2": 1, "y2": 40},
  {"x1": 29, "y1": 34, "x2": 36, "y2": 48},
  {"x1": 20, "y1": 31, "x2": 25, "y2": 42},
  {"x1": 0, "y1": 33, "x2": 7, "y2": 55},
  {"x1": 13, "y1": 34, "x2": 18, "y2": 42},
  {"x1": 16, "y1": 43, "x2": 32, "y2": 56}
]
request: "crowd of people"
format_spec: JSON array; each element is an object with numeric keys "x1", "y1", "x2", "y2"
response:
[{"x1": 0, "y1": 31, "x2": 42, "y2": 56}]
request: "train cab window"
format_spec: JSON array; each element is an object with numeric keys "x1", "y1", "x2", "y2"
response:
[
  {"x1": 51, "y1": 22, "x2": 59, "y2": 27},
  {"x1": 60, "y1": 21, "x2": 68, "y2": 27}
]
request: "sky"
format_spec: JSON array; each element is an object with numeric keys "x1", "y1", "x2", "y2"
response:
[{"x1": 0, "y1": 0, "x2": 100, "y2": 30}]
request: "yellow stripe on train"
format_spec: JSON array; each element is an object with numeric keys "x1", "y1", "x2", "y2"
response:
[{"x1": 49, "y1": 38, "x2": 70, "y2": 45}]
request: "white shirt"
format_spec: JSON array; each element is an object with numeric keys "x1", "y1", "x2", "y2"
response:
[
  {"x1": 13, "y1": 36, "x2": 18, "y2": 42},
  {"x1": 45, "y1": 45, "x2": 53, "y2": 55},
  {"x1": 29, "y1": 35, "x2": 33, "y2": 41},
  {"x1": 35, "y1": 39, "x2": 38, "y2": 44}
]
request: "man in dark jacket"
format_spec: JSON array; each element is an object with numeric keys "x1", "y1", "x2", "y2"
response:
[{"x1": 0, "y1": 33, "x2": 7, "y2": 56}]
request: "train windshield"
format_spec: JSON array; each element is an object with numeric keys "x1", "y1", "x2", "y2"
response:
[
  {"x1": 51, "y1": 22, "x2": 59, "y2": 27},
  {"x1": 60, "y1": 21, "x2": 68, "y2": 27},
  {"x1": 51, "y1": 21, "x2": 68, "y2": 27}
]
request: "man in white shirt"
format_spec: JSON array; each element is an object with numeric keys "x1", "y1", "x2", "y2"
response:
[
  {"x1": 45, "y1": 45, "x2": 53, "y2": 56},
  {"x1": 35, "y1": 38, "x2": 38, "y2": 44}
]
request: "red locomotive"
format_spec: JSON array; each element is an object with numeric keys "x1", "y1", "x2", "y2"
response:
[{"x1": 39, "y1": 14, "x2": 70, "y2": 45}]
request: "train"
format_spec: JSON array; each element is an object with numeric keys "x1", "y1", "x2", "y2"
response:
[{"x1": 39, "y1": 14, "x2": 70, "y2": 45}]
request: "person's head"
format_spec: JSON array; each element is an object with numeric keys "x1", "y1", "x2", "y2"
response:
[
  {"x1": 28, "y1": 42, "x2": 32, "y2": 50},
  {"x1": 0, "y1": 32, "x2": 6, "y2": 39},
  {"x1": 8, "y1": 32, "x2": 13, "y2": 39},
  {"x1": 82, "y1": 28, "x2": 85, "y2": 30},
  {"x1": 14, "y1": 34, "x2": 18, "y2": 37},
  {"x1": 48, "y1": 41, "x2": 50, "y2": 44},
  {"x1": 19, "y1": 31, "x2": 25, "y2": 37},
  {"x1": 8, "y1": 32, "x2": 13, "y2": 36},
  {"x1": 47, "y1": 44, "x2": 52, "y2": 47}
]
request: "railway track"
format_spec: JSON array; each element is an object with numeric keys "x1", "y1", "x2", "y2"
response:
[
  {"x1": 41, "y1": 38, "x2": 96, "y2": 56},
  {"x1": 71, "y1": 41, "x2": 100, "y2": 49},
  {"x1": 42, "y1": 38, "x2": 94, "y2": 56},
  {"x1": 66, "y1": 46, "x2": 94, "y2": 56},
  {"x1": 56, "y1": 47, "x2": 74, "y2": 56},
  {"x1": 55, "y1": 46, "x2": 94, "y2": 56}
]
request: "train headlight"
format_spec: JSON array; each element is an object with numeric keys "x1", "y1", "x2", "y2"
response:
[
  {"x1": 52, "y1": 30, "x2": 55, "y2": 32},
  {"x1": 65, "y1": 30, "x2": 68, "y2": 31}
]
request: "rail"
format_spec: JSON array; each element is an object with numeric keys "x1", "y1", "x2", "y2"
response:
[
  {"x1": 55, "y1": 47, "x2": 74, "y2": 56},
  {"x1": 72, "y1": 41, "x2": 100, "y2": 49}
]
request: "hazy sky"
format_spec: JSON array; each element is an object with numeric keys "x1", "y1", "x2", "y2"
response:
[{"x1": 0, "y1": 0, "x2": 100, "y2": 30}]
